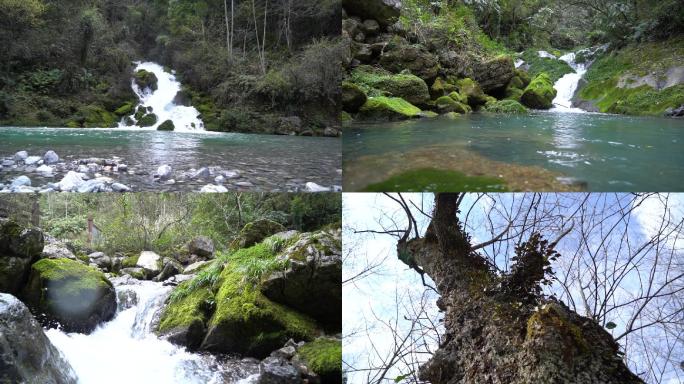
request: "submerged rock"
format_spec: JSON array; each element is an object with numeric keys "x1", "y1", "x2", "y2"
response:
[
  {"x1": 0, "y1": 218, "x2": 44, "y2": 294},
  {"x1": 22, "y1": 258, "x2": 117, "y2": 333},
  {"x1": 0, "y1": 293, "x2": 77, "y2": 384}
]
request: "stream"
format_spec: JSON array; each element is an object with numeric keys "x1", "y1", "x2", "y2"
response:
[
  {"x1": 45, "y1": 280, "x2": 260, "y2": 384},
  {"x1": 343, "y1": 50, "x2": 684, "y2": 191}
]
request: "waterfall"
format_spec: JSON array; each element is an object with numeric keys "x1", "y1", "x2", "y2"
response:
[
  {"x1": 121, "y1": 62, "x2": 204, "y2": 131},
  {"x1": 551, "y1": 52, "x2": 588, "y2": 113},
  {"x1": 45, "y1": 280, "x2": 259, "y2": 384}
]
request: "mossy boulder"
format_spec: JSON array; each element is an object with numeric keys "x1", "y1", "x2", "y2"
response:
[
  {"x1": 358, "y1": 96, "x2": 421, "y2": 120},
  {"x1": 297, "y1": 338, "x2": 342, "y2": 384},
  {"x1": 521, "y1": 73, "x2": 557, "y2": 109},
  {"x1": 435, "y1": 96, "x2": 470, "y2": 114},
  {"x1": 137, "y1": 113, "x2": 158, "y2": 127},
  {"x1": 134, "y1": 69, "x2": 158, "y2": 91},
  {"x1": 474, "y1": 55, "x2": 516, "y2": 92},
  {"x1": 233, "y1": 219, "x2": 286, "y2": 249},
  {"x1": 157, "y1": 119, "x2": 175, "y2": 131},
  {"x1": 21, "y1": 258, "x2": 116, "y2": 333},
  {"x1": 516, "y1": 69, "x2": 532, "y2": 88},
  {"x1": 430, "y1": 77, "x2": 458, "y2": 98},
  {"x1": 456, "y1": 78, "x2": 488, "y2": 107},
  {"x1": 80, "y1": 105, "x2": 117, "y2": 128},
  {"x1": 505, "y1": 86, "x2": 524, "y2": 102},
  {"x1": 0, "y1": 218, "x2": 44, "y2": 295},
  {"x1": 350, "y1": 66, "x2": 430, "y2": 105},
  {"x1": 114, "y1": 102, "x2": 134, "y2": 116},
  {"x1": 261, "y1": 229, "x2": 342, "y2": 330},
  {"x1": 379, "y1": 39, "x2": 440, "y2": 82},
  {"x1": 483, "y1": 99, "x2": 528, "y2": 114},
  {"x1": 158, "y1": 284, "x2": 214, "y2": 349},
  {"x1": 341, "y1": 81, "x2": 367, "y2": 113},
  {"x1": 200, "y1": 244, "x2": 319, "y2": 358}
]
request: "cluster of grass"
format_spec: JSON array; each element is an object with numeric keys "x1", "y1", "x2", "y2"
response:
[{"x1": 363, "y1": 168, "x2": 508, "y2": 192}]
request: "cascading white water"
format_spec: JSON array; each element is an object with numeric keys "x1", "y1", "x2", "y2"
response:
[
  {"x1": 45, "y1": 280, "x2": 259, "y2": 384},
  {"x1": 121, "y1": 62, "x2": 204, "y2": 131},
  {"x1": 551, "y1": 52, "x2": 588, "y2": 113}
]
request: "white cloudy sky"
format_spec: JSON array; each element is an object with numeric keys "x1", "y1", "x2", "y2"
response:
[{"x1": 343, "y1": 193, "x2": 684, "y2": 384}]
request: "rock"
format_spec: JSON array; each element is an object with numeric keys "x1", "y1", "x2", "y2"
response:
[
  {"x1": 456, "y1": 78, "x2": 488, "y2": 107},
  {"x1": 77, "y1": 177, "x2": 113, "y2": 193},
  {"x1": 183, "y1": 261, "x2": 209, "y2": 274},
  {"x1": 261, "y1": 229, "x2": 342, "y2": 328},
  {"x1": 138, "y1": 113, "x2": 158, "y2": 127},
  {"x1": 116, "y1": 288, "x2": 138, "y2": 311},
  {"x1": 214, "y1": 175, "x2": 225, "y2": 184},
  {"x1": 187, "y1": 236, "x2": 215, "y2": 258},
  {"x1": 351, "y1": 41, "x2": 374, "y2": 63},
  {"x1": 111, "y1": 183, "x2": 131, "y2": 192},
  {"x1": 157, "y1": 120, "x2": 175, "y2": 131},
  {"x1": 233, "y1": 219, "x2": 286, "y2": 249},
  {"x1": 56, "y1": 171, "x2": 85, "y2": 192},
  {"x1": 1, "y1": 159, "x2": 15, "y2": 167},
  {"x1": 21, "y1": 258, "x2": 117, "y2": 333},
  {"x1": 43, "y1": 150, "x2": 59, "y2": 164},
  {"x1": 665, "y1": 105, "x2": 684, "y2": 117},
  {"x1": 134, "y1": 69, "x2": 158, "y2": 91},
  {"x1": 380, "y1": 41, "x2": 440, "y2": 82},
  {"x1": 483, "y1": 99, "x2": 528, "y2": 114},
  {"x1": 358, "y1": 96, "x2": 422, "y2": 120},
  {"x1": 192, "y1": 167, "x2": 211, "y2": 179},
  {"x1": 24, "y1": 156, "x2": 41, "y2": 165},
  {"x1": 342, "y1": 0, "x2": 401, "y2": 26},
  {"x1": 275, "y1": 116, "x2": 302, "y2": 135},
  {"x1": 155, "y1": 164, "x2": 173, "y2": 180},
  {"x1": 41, "y1": 240, "x2": 77, "y2": 260},
  {"x1": 121, "y1": 267, "x2": 147, "y2": 280},
  {"x1": 0, "y1": 293, "x2": 77, "y2": 384},
  {"x1": 88, "y1": 251, "x2": 112, "y2": 271},
  {"x1": 10, "y1": 175, "x2": 31, "y2": 188},
  {"x1": 341, "y1": 81, "x2": 367, "y2": 113},
  {"x1": 430, "y1": 77, "x2": 457, "y2": 98},
  {"x1": 14, "y1": 151, "x2": 28, "y2": 161},
  {"x1": 0, "y1": 218, "x2": 44, "y2": 294},
  {"x1": 296, "y1": 338, "x2": 342, "y2": 384},
  {"x1": 362, "y1": 19, "x2": 380, "y2": 36},
  {"x1": 304, "y1": 182, "x2": 331, "y2": 192},
  {"x1": 521, "y1": 72, "x2": 557, "y2": 109},
  {"x1": 35, "y1": 165, "x2": 54, "y2": 175},
  {"x1": 474, "y1": 56, "x2": 516, "y2": 93},
  {"x1": 258, "y1": 356, "x2": 300, "y2": 384},
  {"x1": 153, "y1": 258, "x2": 183, "y2": 282},
  {"x1": 136, "y1": 251, "x2": 162, "y2": 276},
  {"x1": 234, "y1": 181, "x2": 254, "y2": 188},
  {"x1": 351, "y1": 65, "x2": 430, "y2": 105},
  {"x1": 271, "y1": 345, "x2": 298, "y2": 360},
  {"x1": 162, "y1": 274, "x2": 194, "y2": 286},
  {"x1": 323, "y1": 127, "x2": 340, "y2": 137},
  {"x1": 435, "y1": 96, "x2": 470, "y2": 114},
  {"x1": 200, "y1": 184, "x2": 228, "y2": 193},
  {"x1": 224, "y1": 170, "x2": 241, "y2": 179}
]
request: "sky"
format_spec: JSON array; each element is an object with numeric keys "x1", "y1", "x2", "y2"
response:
[{"x1": 343, "y1": 193, "x2": 684, "y2": 384}]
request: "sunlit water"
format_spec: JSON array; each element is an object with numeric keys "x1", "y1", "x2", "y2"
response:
[
  {"x1": 46, "y1": 281, "x2": 259, "y2": 384},
  {"x1": 122, "y1": 62, "x2": 204, "y2": 131},
  {"x1": 343, "y1": 113, "x2": 684, "y2": 191},
  {"x1": 0, "y1": 127, "x2": 341, "y2": 191}
]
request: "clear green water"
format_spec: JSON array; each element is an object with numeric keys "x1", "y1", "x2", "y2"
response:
[
  {"x1": 0, "y1": 127, "x2": 341, "y2": 191},
  {"x1": 343, "y1": 112, "x2": 684, "y2": 191}
]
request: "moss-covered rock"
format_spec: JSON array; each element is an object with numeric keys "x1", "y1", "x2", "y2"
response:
[
  {"x1": 232, "y1": 219, "x2": 286, "y2": 249},
  {"x1": 137, "y1": 113, "x2": 158, "y2": 127},
  {"x1": 158, "y1": 284, "x2": 214, "y2": 349},
  {"x1": 157, "y1": 119, "x2": 175, "y2": 131},
  {"x1": 456, "y1": 78, "x2": 488, "y2": 107},
  {"x1": 22, "y1": 258, "x2": 116, "y2": 333},
  {"x1": 474, "y1": 55, "x2": 516, "y2": 92},
  {"x1": 0, "y1": 218, "x2": 44, "y2": 295},
  {"x1": 521, "y1": 73, "x2": 557, "y2": 109},
  {"x1": 341, "y1": 81, "x2": 367, "y2": 113},
  {"x1": 297, "y1": 338, "x2": 342, "y2": 384},
  {"x1": 379, "y1": 38, "x2": 440, "y2": 82},
  {"x1": 520, "y1": 50, "x2": 574, "y2": 82},
  {"x1": 431, "y1": 77, "x2": 457, "y2": 98},
  {"x1": 350, "y1": 66, "x2": 430, "y2": 105},
  {"x1": 80, "y1": 105, "x2": 117, "y2": 128},
  {"x1": 435, "y1": 96, "x2": 470, "y2": 114},
  {"x1": 483, "y1": 99, "x2": 528, "y2": 114},
  {"x1": 134, "y1": 69, "x2": 158, "y2": 91},
  {"x1": 114, "y1": 102, "x2": 134, "y2": 116},
  {"x1": 505, "y1": 86, "x2": 524, "y2": 102},
  {"x1": 358, "y1": 96, "x2": 422, "y2": 120}
]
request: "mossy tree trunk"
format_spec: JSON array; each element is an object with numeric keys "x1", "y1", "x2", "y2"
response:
[{"x1": 404, "y1": 193, "x2": 643, "y2": 384}]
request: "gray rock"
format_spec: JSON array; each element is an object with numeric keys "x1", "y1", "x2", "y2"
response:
[
  {"x1": 200, "y1": 184, "x2": 228, "y2": 193},
  {"x1": 121, "y1": 267, "x2": 147, "y2": 280},
  {"x1": 35, "y1": 165, "x2": 54, "y2": 175},
  {"x1": 304, "y1": 182, "x2": 330, "y2": 192},
  {"x1": 136, "y1": 251, "x2": 162, "y2": 275},
  {"x1": 41, "y1": 240, "x2": 77, "y2": 260},
  {"x1": 10, "y1": 175, "x2": 31, "y2": 188},
  {"x1": 342, "y1": 0, "x2": 401, "y2": 26},
  {"x1": 13, "y1": 151, "x2": 28, "y2": 161},
  {"x1": 56, "y1": 171, "x2": 85, "y2": 192},
  {"x1": 116, "y1": 288, "x2": 138, "y2": 311},
  {"x1": 258, "y1": 356, "x2": 300, "y2": 384},
  {"x1": 0, "y1": 218, "x2": 44, "y2": 294},
  {"x1": 0, "y1": 294, "x2": 78, "y2": 384},
  {"x1": 43, "y1": 150, "x2": 59, "y2": 164},
  {"x1": 214, "y1": 175, "x2": 225, "y2": 184},
  {"x1": 224, "y1": 170, "x2": 241, "y2": 179},
  {"x1": 183, "y1": 260, "x2": 209, "y2": 274},
  {"x1": 88, "y1": 252, "x2": 112, "y2": 271},
  {"x1": 153, "y1": 258, "x2": 183, "y2": 282},
  {"x1": 192, "y1": 167, "x2": 211, "y2": 179},
  {"x1": 271, "y1": 345, "x2": 297, "y2": 360},
  {"x1": 24, "y1": 156, "x2": 41, "y2": 165},
  {"x1": 2, "y1": 159, "x2": 15, "y2": 167},
  {"x1": 111, "y1": 183, "x2": 131, "y2": 192},
  {"x1": 187, "y1": 236, "x2": 215, "y2": 258},
  {"x1": 155, "y1": 164, "x2": 173, "y2": 180},
  {"x1": 162, "y1": 273, "x2": 194, "y2": 286}
]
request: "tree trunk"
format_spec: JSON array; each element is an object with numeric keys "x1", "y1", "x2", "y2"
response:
[{"x1": 404, "y1": 193, "x2": 644, "y2": 384}]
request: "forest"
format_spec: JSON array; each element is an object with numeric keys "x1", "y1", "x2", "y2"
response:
[{"x1": 0, "y1": 0, "x2": 343, "y2": 135}]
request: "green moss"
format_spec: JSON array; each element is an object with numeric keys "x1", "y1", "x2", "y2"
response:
[
  {"x1": 114, "y1": 102, "x2": 134, "y2": 116},
  {"x1": 340, "y1": 111, "x2": 353, "y2": 124},
  {"x1": 80, "y1": 105, "x2": 117, "y2": 128},
  {"x1": 341, "y1": 81, "x2": 367, "y2": 113},
  {"x1": 521, "y1": 50, "x2": 573, "y2": 82},
  {"x1": 157, "y1": 119, "x2": 175, "y2": 131},
  {"x1": 158, "y1": 283, "x2": 214, "y2": 333},
  {"x1": 350, "y1": 66, "x2": 429, "y2": 105},
  {"x1": 435, "y1": 96, "x2": 470, "y2": 114},
  {"x1": 134, "y1": 69, "x2": 158, "y2": 91},
  {"x1": 358, "y1": 96, "x2": 422, "y2": 120},
  {"x1": 31, "y1": 258, "x2": 111, "y2": 293},
  {"x1": 362, "y1": 168, "x2": 508, "y2": 192},
  {"x1": 526, "y1": 303, "x2": 589, "y2": 353},
  {"x1": 431, "y1": 77, "x2": 457, "y2": 98},
  {"x1": 121, "y1": 254, "x2": 139, "y2": 268},
  {"x1": 448, "y1": 91, "x2": 469, "y2": 105},
  {"x1": 456, "y1": 78, "x2": 487, "y2": 106},
  {"x1": 521, "y1": 73, "x2": 557, "y2": 109},
  {"x1": 298, "y1": 338, "x2": 342, "y2": 380},
  {"x1": 483, "y1": 99, "x2": 528, "y2": 114},
  {"x1": 137, "y1": 113, "x2": 158, "y2": 127}
]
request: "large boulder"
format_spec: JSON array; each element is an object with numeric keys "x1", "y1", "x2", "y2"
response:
[
  {"x1": 351, "y1": 65, "x2": 430, "y2": 105},
  {"x1": 342, "y1": 81, "x2": 367, "y2": 113},
  {"x1": 233, "y1": 220, "x2": 286, "y2": 249},
  {"x1": 21, "y1": 258, "x2": 117, "y2": 333},
  {"x1": 456, "y1": 78, "x2": 489, "y2": 107},
  {"x1": 474, "y1": 56, "x2": 516, "y2": 93},
  {"x1": 342, "y1": 0, "x2": 401, "y2": 26},
  {"x1": 295, "y1": 338, "x2": 342, "y2": 384},
  {"x1": 41, "y1": 239, "x2": 77, "y2": 261},
  {"x1": 0, "y1": 293, "x2": 77, "y2": 384},
  {"x1": 88, "y1": 252, "x2": 112, "y2": 271},
  {"x1": 379, "y1": 39, "x2": 440, "y2": 82},
  {"x1": 521, "y1": 72, "x2": 557, "y2": 109},
  {"x1": 136, "y1": 251, "x2": 162, "y2": 277},
  {"x1": 358, "y1": 96, "x2": 422, "y2": 120},
  {"x1": 261, "y1": 230, "x2": 342, "y2": 329},
  {"x1": 187, "y1": 236, "x2": 215, "y2": 259},
  {"x1": 483, "y1": 99, "x2": 528, "y2": 114},
  {"x1": 0, "y1": 218, "x2": 44, "y2": 295},
  {"x1": 134, "y1": 69, "x2": 158, "y2": 91}
]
